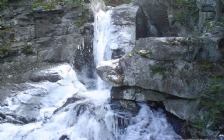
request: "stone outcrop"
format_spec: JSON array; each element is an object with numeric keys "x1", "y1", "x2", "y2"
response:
[
  {"x1": 97, "y1": 37, "x2": 224, "y2": 124},
  {"x1": 97, "y1": 37, "x2": 224, "y2": 98}
]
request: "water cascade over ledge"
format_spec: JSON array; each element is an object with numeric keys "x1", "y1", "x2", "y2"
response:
[{"x1": 0, "y1": 1, "x2": 181, "y2": 140}]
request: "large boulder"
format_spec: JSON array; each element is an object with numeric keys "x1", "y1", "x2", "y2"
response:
[
  {"x1": 97, "y1": 37, "x2": 224, "y2": 99},
  {"x1": 109, "y1": 4, "x2": 148, "y2": 59}
]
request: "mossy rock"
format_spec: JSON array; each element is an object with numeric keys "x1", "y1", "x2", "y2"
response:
[
  {"x1": 0, "y1": 28, "x2": 14, "y2": 42},
  {"x1": 136, "y1": 50, "x2": 152, "y2": 57},
  {"x1": 150, "y1": 64, "x2": 166, "y2": 75},
  {"x1": 104, "y1": 0, "x2": 132, "y2": 6},
  {"x1": 165, "y1": 37, "x2": 203, "y2": 46},
  {"x1": 196, "y1": 61, "x2": 214, "y2": 71},
  {"x1": 32, "y1": 2, "x2": 56, "y2": 10},
  {"x1": 22, "y1": 46, "x2": 35, "y2": 55},
  {"x1": 0, "y1": 46, "x2": 13, "y2": 58},
  {"x1": 75, "y1": 19, "x2": 86, "y2": 27},
  {"x1": 32, "y1": 0, "x2": 84, "y2": 10}
]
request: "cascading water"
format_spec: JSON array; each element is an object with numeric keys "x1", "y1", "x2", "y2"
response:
[
  {"x1": 92, "y1": 0, "x2": 112, "y2": 90},
  {"x1": 0, "y1": 1, "x2": 182, "y2": 140}
]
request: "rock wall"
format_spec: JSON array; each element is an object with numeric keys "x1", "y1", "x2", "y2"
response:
[{"x1": 0, "y1": 0, "x2": 93, "y2": 87}]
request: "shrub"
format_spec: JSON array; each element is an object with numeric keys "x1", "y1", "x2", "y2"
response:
[
  {"x1": 0, "y1": 0, "x2": 8, "y2": 9},
  {"x1": 173, "y1": 0, "x2": 199, "y2": 28},
  {"x1": 194, "y1": 76, "x2": 224, "y2": 130}
]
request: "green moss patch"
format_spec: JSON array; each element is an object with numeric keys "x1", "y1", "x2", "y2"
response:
[
  {"x1": 32, "y1": 0, "x2": 84, "y2": 10},
  {"x1": 0, "y1": 28, "x2": 14, "y2": 42},
  {"x1": 104, "y1": 0, "x2": 132, "y2": 6},
  {"x1": 196, "y1": 61, "x2": 213, "y2": 71},
  {"x1": 75, "y1": 19, "x2": 86, "y2": 27},
  {"x1": 0, "y1": 45, "x2": 13, "y2": 58},
  {"x1": 150, "y1": 64, "x2": 166, "y2": 75},
  {"x1": 32, "y1": 2, "x2": 56, "y2": 10},
  {"x1": 137, "y1": 50, "x2": 152, "y2": 57},
  {"x1": 22, "y1": 46, "x2": 35, "y2": 55},
  {"x1": 165, "y1": 38, "x2": 203, "y2": 46}
]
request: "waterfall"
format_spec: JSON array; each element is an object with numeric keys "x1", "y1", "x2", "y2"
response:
[
  {"x1": 0, "y1": 1, "x2": 181, "y2": 140},
  {"x1": 92, "y1": 1, "x2": 112, "y2": 90}
]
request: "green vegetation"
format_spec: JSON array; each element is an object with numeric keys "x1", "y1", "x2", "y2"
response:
[
  {"x1": 173, "y1": 0, "x2": 198, "y2": 28},
  {"x1": 33, "y1": 2, "x2": 56, "y2": 10},
  {"x1": 165, "y1": 37, "x2": 203, "y2": 46},
  {"x1": 32, "y1": 0, "x2": 84, "y2": 10},
  {"x1": 0, "y1": 0, "x2": 8, "y2": 10},
  {"x1": 104, "y1": 0, "x2": 132, "y2": 6},
  {"x1": 205, "y1": 19, "x2": 224, "y2": 31},
  {"x1": 150, "y1": 64, "x2": 166, "y2": 75},
  {"x1": 193, "y1": 76, "x2": 224, "y2": 130},
  {"x1": 22, "y1": 46, "x2": 34, "y2": 55},
  {"x1": 196, "y1": 61, "x2": 213, "y2": 71},
  {"x1": 74, "y1": 19, "x2": 86, "y2": 27},
  {"x1": 0, "y1": 46, "x2": 12, "y2": 58}
]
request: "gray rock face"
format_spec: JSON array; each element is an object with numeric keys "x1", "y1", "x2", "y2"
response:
[
  {"x1": 109, "y1": 4, "x2": 148, "y2": 59},
  {"x1": 163, "y1": 99, "x2": 199, "y2": 122},
  {"x1": 111, "y1": 86, "x2": 169, "y2": 102},
  {"x1": 97, "y1": 37, "x2": 224, "y2": 99},
  {"x1": 0, "y1": 2, "x2": 92, "y2": 86},
  {"x1": 132, "y1": 0, "x2": 170, "y2": 36}
]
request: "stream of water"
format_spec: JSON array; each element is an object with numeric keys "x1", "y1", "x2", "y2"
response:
[{"x1": 0, "y1": 1, "x2": 181, "y2": 140}]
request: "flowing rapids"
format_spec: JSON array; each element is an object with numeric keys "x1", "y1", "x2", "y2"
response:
[{"x1": 0, "y1": 1, "x2": 181, "y2": 140}]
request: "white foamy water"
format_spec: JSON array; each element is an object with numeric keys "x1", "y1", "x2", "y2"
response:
[
  {"x1": 93, "y1": 8, "x2": 112, "y2": 90},
  {"x1": 0, "y1": 1, "x2": 181, "y2": 140}
]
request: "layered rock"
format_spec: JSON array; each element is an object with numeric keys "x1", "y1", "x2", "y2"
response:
[{"x1": 97, "y1": 37, "x2": 224, "y2": 123}]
